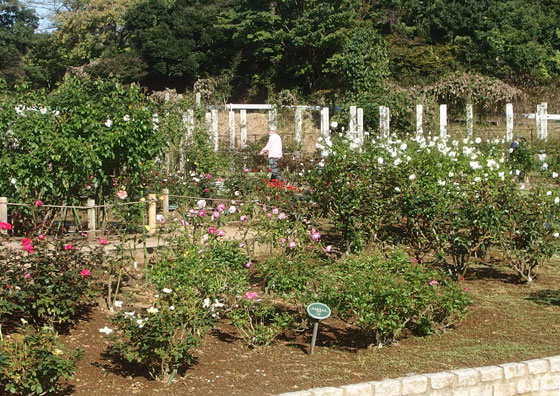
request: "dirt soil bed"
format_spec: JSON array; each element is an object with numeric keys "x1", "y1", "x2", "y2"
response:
[{"x1": 58, "y1": 258, "x2": 560, "y2": 396}]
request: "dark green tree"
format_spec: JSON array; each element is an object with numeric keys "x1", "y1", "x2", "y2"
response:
[
  {"x1": 0, "y1": 0, "x2": 39, "y2": 85},
  {"x1": 124, "y1": 0, "x2": 233, "y2": 89}
]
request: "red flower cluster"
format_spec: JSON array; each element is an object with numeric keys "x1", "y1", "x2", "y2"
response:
[{"x1": 262, "y1": 179, "x2": 302, "y2": 193}]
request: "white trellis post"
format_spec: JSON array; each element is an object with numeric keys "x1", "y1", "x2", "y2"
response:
[
  {"x1": 0, "y1": 197, "x2": 8, "y2": 234},
  {"x1": 349, "y1": 106, "x2": 357, "y2": 135},
  {"x1": 211, "y1": 108, "x2": 219, "y2": 151},
  {"x1": 506, "y1": 103, "x2": 514, "y2": 142},
  {"x1": 357, "y1": 107, "x2": 364, "y2": 147},
  {"x1": 380, "y1": 106, "x2": 390, "y2": 138},
  {"x1": 466, "y1": 104, "x2": 473, "y2": 138},
  {"x1": 240, "y1": 110, "x2": 247, "y2": 149},
  {"x1": 205, "y1": 111, "x2": 212, "y2": 130},
  {"x1": 229, "y1": 110, "x2": 236, "y2": 149},
  {"x1": 295, "y1": 108, "x2": 303, "y2": 147},
  {"x1": 320, "y1": 107, "x2": 329, "y2": 139},
  {"x1": 87, "y1": 199, "x2": 96, "y2": 233},
  {"x1": 195, "y1": 92, "x2": 201, "y2": 106},
  {"x1": 416, "y1": 104, "x2": 423, "y2": 138},
  {"x1": 269, "y1": 107, "x2": 277, "y2": 129},
  {"x1": 439, "y1": 104, "x2": 448, "y2": 140},
  {"x1": 186, "y1": 109, "x2": 194, "y2": 142},
  {"x1": 536, "y1": 102, "x2": 548, "y2": 141}
]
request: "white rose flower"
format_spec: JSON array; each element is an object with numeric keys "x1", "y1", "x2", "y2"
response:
[{"x1": 99, "y1": 326, "x2": 113, "y2": 335}]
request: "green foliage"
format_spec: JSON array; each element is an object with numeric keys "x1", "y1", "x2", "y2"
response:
[
  {"x1": 0, "y1": 324, "x2": 82, "y2": 395},
  {"x1": 227, "y1": 296, "x2": 292, "y2": 348},
  {"x1": 108, "y1": 286, "x2": 215, "y2": 382},
  {"x1": 150, "y1": 235, "x2": 251, "y2": 308},
  {"x1": 124, "y1": 0, "x2": 232, "y2": 83},
  {"x1": 0, "y1": 236, "x2": 100, "y2": 329},
  {"x1": 0, "y1": 238, "x2": 99, "y2": 326},
  {"x1": 499, "y1": 186, "x2": 560, "y2": 282},
  {"x1": 319, "y1": 249, "x2": 471, "y2": 345},
  {"x1": 0, "y1": 1, "x2": 38, "y2": 85},
  {"x1": 0, "y1": 76, "x2": 163, "y2": 210}
]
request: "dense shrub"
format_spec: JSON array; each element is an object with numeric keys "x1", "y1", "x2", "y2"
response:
[
  {"x1": 319, "y1": 249, "x2": 471, "y2": 345},
  {"x1": 0, "y1": 324, "x2": 82, "y2": 395},
  {"x1": 0, "y1": 235, "x2": 100, "y2": 329}
]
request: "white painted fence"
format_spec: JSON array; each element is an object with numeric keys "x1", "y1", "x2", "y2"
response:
[{"x1": 166, "y1": 102, "x2": 554, "y2": 160}]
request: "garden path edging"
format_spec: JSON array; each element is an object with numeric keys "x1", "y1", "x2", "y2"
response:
[{"x1": 272, "y1": 355, "x2": 560, "y2": 396}]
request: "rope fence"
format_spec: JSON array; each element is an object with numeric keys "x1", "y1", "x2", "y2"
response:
[{"x1": 0, "y1": 190, "x2": 258, "y2": 236}]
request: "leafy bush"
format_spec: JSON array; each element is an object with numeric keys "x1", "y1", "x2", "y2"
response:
[
  {"x1": 498, "y1": 187, "x2": 560, "y2": 282},
  {"x1": 0, "y1": 324, "x2": 82, "y2": 395},
  {"x1": 107, "y1": 286, "x2": 215, "y2": 382},
  {"x1": 0, "y1": 236, "x2": 100, "y2": 329},
  {"x1": 150, "y1": 235, "x2": 250, "y2": 309},
  {"x1": 319, "y1": 249, "x2": 471, "y2": 345},
  {"x1": 227, "y1": 294, "x2": 293, "y2": 348}
]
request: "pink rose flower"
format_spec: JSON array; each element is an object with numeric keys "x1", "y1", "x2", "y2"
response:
[
  {"x1": 216, "y1": 230, "x2": 225, "y2": 237},
  {"x1": 98, "y1": 238, "x2": 107, "y2": 245},
  {"x1": 239, "y1": 215, "x2": 247, "y2": 222},
  {"x1": 207, "y1": 226, "x2": 216, "y2": 235},
  {"x1": 278, "y1": 212, "x2": 286, "y2": 220},
  {"x1": 216, "y1": 203, "x2": 226, "y2": 212},
  {"x1": 429, "y1": 280, "x2": 439, "y2": 285},
  {"x1": 22, "y1": 244, "x2": 34, "y2": 253},
  {"x1": 21, "y1": 238, "x2": 31, "y2": 246},
  {"x1": 24, "y1": 273, "x2": 31, "y2": 279},
  {"x1": 64, "y1": 244, "x2": 74, "y2": 250},
  {"x1": 288, "y1": 241, "x2": 297, "y2": 248},
  {"x1": 0, "y1": 222, "x2": 12, "y2": 230},
  {"x1": 245, "y1": 261, "x2": 252, "y2": 268},
  {"x1": 244, "y1": 291, "x2": 258, "y2": 299},
  {"x1": 324, "y1": 245, "x2": 332, "y2": 253},
  {"x1": 116, "y1": 190, "x2": 128, "y2": 200},
  {"x1": 37, "y1": 234, "x2": 45, "y2": 240},
  {"x1": 198, "y1": 209, "x2": 206, "y2": 217},
  {"x1": 34, "y1": 199, "x2": 44, "y2": 207},
  {"x1": 80, "y1": 269, "x2": 90, "y2": 277}
]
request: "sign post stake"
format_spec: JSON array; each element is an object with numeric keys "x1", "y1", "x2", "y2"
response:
[
  {"x1": 306, "y1": 302, "x2": 331, "y2": 355},
  {"x1": 310, "y1": 320, "x2": 320, "y2": 355}
]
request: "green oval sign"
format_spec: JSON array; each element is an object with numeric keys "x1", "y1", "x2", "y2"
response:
[{"x1": 306, "y1": 302, "x2": 331, "y2": 320}]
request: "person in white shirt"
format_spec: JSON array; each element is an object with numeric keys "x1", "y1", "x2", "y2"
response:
[{"x1": 259, "y1": 125, "x2": 283, "y2": 181}]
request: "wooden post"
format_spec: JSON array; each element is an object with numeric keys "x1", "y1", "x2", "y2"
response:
[
  {"x1": 439, "y1": 104, "x2": 448, "y2": 140},
  {"x1": 295, "y1": 108, "x2": 303, "y2": 147},
  {"x1": 0, "y1": 197, "x2": 7, "y2": 234},
  {"x1": 211, "y1": 108, "x2": 219, "y2": 151},
  {"x1": 229, "y1": 110, "x2": 235, "y2": 150},
  {"x1": 506, "y1": 103, "x2": 514, "y2": 142},
  {"x1": 240, "y1": 110, "x2": 247, "y2": 149},
  {"x1": 416, "y1": 104, "x2": 423, "y2": 138},
  {"x1": 195, "y1": 92, "x2": 201, "y2": 106},
  {"x1": 466, "y1": 104, "x2": 473, "y2": 138},
  {"x1": 148, "y1": 194, "x2": 156, "y2": 234},
  {"x1": 162, "y1": 189, "x2": 169, "y2": 217},
  {"x1": 357, "y1": 107, "x2": 364, "y2": 147},
  {"x1": 87, "y1": 199, "x2": 96, "y2": 233},
  {"x1": 320, "y1": 107, "x2": 329, "y2": 139}
]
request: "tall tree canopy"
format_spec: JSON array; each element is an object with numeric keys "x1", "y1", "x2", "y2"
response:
[{"x1": 0, "y1": 0, "x2": 38, "y2": 84}]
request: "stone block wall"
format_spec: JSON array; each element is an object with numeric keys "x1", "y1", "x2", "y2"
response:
[{"x1": 273, "y1": 355, "x2": 560, "y2": 396}]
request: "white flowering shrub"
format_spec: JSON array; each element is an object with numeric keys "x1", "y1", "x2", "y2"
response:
[{"x1": 309, "y1": 132, "x2": 560, "y2": 279}]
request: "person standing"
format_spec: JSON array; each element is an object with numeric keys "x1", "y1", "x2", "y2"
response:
[{"x1": 259, "y1": 125, "x2": 283, "y2": 181}]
